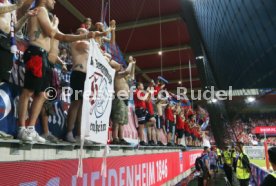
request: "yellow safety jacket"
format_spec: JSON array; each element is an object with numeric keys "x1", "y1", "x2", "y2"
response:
[
  {"x1": 231, "y1": 149, "x2": 237, "y2": 158},
  {"x1": 236, "y1": 153, "x2": 250, "y2": 180},
  {"x1": 217, "y1": 148, "x2": 221, "y2": 156},
  {"x1": 223, "y1": 150, "x2": 232, "y2": 165}
]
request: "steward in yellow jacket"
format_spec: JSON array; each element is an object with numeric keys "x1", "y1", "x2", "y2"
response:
[
  {"x1": 236, "y1": 142, "x2": 251, "y2": 186},
  {"x1": 222, "y1": 147, "x2": 233, "y2": 185}
]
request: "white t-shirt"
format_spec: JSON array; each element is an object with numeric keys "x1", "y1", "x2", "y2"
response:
[{"x1": 202, "y1": 136, "x2": 211, "y2": 148}]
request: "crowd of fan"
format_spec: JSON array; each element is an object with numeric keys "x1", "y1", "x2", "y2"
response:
[
  {"x1": 230, "y1": 117, "x2": 276, "y2": 146},
  {"x1": 47, "y1": 41, "x2": 205, "y2": 147},
  {"x1": 0, "y1": 0, "x2": 205, "y2": 147}
]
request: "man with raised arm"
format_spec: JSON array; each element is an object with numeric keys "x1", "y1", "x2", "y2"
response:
[
  {"x1": 110, "y1": 56, "x2": 135, "y2": 145},
  {"x1": 17, "y1": 0, "x2": 98, "y2": 142},
  {"x1": 66, "y1": 25, "x2": 109, "y2": 144},
  {"x1": 65, "y1": 27, "x2": 91, "y2": 143},
  {"x1": 95, "y1": 20, "x2": 116, "y2": 48}
]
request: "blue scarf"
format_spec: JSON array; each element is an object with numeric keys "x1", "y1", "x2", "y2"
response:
[
  {"x1": 10, "y1": 13, "x2": 17, "y2": 54},
  {"x1": 9, "y1": 0, "x2": 17, "y2": 53}
]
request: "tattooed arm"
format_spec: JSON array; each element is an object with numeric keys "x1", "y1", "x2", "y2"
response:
[
  {"x1": 14, "y1": 13, "x2": 28, "y2": 32},
  {"x1": 0, "y1": 0, "x2": 22, "y2": 14},
  {"x1": 37, "y1": 7, "x2": 95, "y2": 42},
  {"x1": 17, "y1": 0, "x2": 34, "y2": 19}
]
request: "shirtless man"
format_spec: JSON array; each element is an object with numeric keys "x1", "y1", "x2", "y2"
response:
[
  {"x1": 95, "y1": 20, "x2": 116, "y2": 47},
  {"x1": 40, "y1": 13, "x2": 66, "y2": 143},
  {"x1": 46, "y1": 14, "x2": 67, "y2": 68},
  {"x1": 17, "y1": 0, "x2": 98, "y2": 142},
  {"x1": 94, "y1": 20, "x2": 122, "y2": 73},
  {"x1": 80, "y1": 17, "x2": 92, "y2": 30},
  {"x1": 94, "y1": 20, "x2": 133, "y2": 145},
  {"x1": 0, "y1": 0, "x2": 37, "y2": 82},
  {"x1": 65, "y1": 28, "x2": 91, "y2": 143},
  {"x1": 94, "y1": 20, "x2": 116, "y2": 64},
  {"x1": 110, "y1": 56, "x2": 135, "y2": 145}
]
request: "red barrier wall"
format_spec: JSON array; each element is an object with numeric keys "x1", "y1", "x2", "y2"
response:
[{"x1": 0, "y1": 150, "x2": 202, "y2": 186}]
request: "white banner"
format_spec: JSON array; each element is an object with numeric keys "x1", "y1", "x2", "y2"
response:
[{"x1": 81, "y1": 40, "x2": 115, "y2": 144}]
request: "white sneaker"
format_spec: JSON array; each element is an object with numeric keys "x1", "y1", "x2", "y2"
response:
[
  {"x1": 17, "y1": 128, "x2": 32, "y2": 141},
  {"x1": 29, "y1": 130, "x2": 46, "y2": 143},
  {"x1": 66, "y1": 132, "x2": 76, "y2": 143}
]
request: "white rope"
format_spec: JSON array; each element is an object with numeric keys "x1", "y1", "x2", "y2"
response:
[
  {"x1": 159, "y1": 0, "x2": 163, "y2": 76},
  {"x1": 76, "y1": 137, "x2": 84, "y2": 177},
  {"x1": 101, "y1": 0, "x2": 104, "y2": 22},
  {"x1": 101, "y1": 145, "x2": 111, "y2": 177},
  {"x1": 108, "y1": 0, "x2": 111, "y2": 24},
  {"x1": 124, "y1": 0, "x2": 146, "y2": 53},
  {"x1": 177, "y1": 20, "x2": 182, "y2": 86},
  {"x1": 189, "y1": 59, "x2": 193, "y2": 107}
]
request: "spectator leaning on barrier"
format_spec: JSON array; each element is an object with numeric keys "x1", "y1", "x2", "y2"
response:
[
  {"x1": 235, "y1": 142, "x2": 251, "y2": 186},
  {"x1": 261, "y1": 147, "x2": 276, "y2": 186}
]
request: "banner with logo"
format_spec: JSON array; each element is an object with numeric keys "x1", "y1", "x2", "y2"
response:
[
  {"x1": 183, "y1": 150, "x2": 202, "y2": 171},
  {"x1": 81, "y1": 40, "x2": 115, "y2": 144},
  {"x1": 0, "y1": 150, "x2": 202, "y2": 185},
  {"x1": 254, "y1": 126, "x2": 276, "y2": 134},
  {"x1": 0, "y1": 83, "x2": 17, "y2": 135}
]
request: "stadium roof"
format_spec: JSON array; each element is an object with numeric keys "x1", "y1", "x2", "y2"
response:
[{"x1": 53, "y1": 0, "x2": 276, "y2": 93}]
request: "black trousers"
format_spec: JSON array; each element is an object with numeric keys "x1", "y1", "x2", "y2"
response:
[
  {"x1": 218, "y1": 155, "x2": 222, "y2": 165},
  {"x1": 197, "y1": 176, "x2": 203, "y2": 186},
  {"x1": 224, "y1": 163, "x2": 233, "y2": 185},
  {"x1": 232, "y1": 158, "x2": 237, "y2": 172},
  {"x1": 238, "y1": 178, "x2": 250, "y2": 186}
]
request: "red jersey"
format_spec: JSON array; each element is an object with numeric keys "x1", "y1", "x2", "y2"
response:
[
  {"x1": 146, "y1": 100, "x2": 154, "y2": 115},
  {"x1": 154, "y1": 85, "x2": 161, "y2": 97},
  {"x1": 191, "y1": 128, "x2": 196, "y2": 136},
  {"x1": 187, "y1": 109, "x2": 194, "y2": 117},
  {"x1": 176, "y1": 115, "x2": 185, "y2": 129},
  {"x1": 186, "y1": 124, "x2": 191, "y2": 134},
  {"x1": 183, "y1": 121, "x2": 189, "y2": 132},
  {"x1": 134, "y1": 89, "x2": 146, "y2": 109},
  {"x1": 165, "y1": 107, "x2": 174, "y2": 122},
  {"x1": 195, "y1": 131, "x2": 199, "y2": 138}
]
